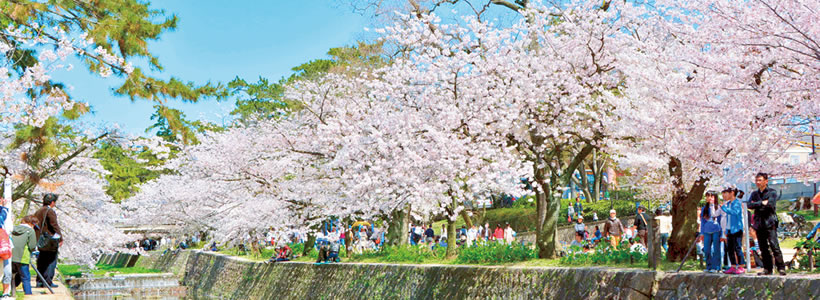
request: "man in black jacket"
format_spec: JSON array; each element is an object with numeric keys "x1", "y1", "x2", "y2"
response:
[{"x1": 747, "y1": 173, "x2": 785, "y2": 276}]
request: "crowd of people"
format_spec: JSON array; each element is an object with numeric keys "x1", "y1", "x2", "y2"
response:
[
  {"x1": 0, "y1": 193, "x2": 64, "y2": 297},
  {"x1": 155, "y1": 172, "x2": 805, "y2": 277},
  {"x1": 409, "y1": 222, "x2": 517, "y2": 250},
  {"x1": 566, "y1": 172, "x2": 792, "y2": 276}
]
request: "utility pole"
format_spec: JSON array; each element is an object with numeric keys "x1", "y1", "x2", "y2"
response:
[{"x1": 812, "y1": 125, "x2": 816, "y2": 195}]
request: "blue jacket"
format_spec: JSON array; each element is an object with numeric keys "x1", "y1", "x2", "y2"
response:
[
  {"x1": 721, "y1": 199, "x2": 744, "y2": 234},
  {"x1": 0, "y1": 206, "x2": 7, "y2": 229}
]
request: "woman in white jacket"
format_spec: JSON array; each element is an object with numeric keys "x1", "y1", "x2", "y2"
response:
[{"x1": 503, "y1": 223, "x2": 516, "y2": 245}]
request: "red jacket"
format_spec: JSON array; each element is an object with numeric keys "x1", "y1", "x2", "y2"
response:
[{"x1": 493, "y1": 228, "x2": 504, "y2": 240}]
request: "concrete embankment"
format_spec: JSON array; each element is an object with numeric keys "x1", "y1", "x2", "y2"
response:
[{"x1": 116, "y1": 250, "x2": 820, "y2": 299}]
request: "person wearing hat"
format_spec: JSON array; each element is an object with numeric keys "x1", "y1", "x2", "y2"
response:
[
  {"x1": 633, "y1": 206, "x2": 649, "y2": 247},
  {"x1": 604, "y1": 210, "x2": 625, "y2": 248},
  {"x1": 574, "y1": 216, "x2": 586, "y2": 237},
  {"x1": 34, "y1": 193, "x2": 62, "y2": 288}
]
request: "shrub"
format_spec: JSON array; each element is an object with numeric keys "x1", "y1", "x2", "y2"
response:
[
  {"x1": 456, "y1": 242, "x2": 537, "y2": 264},
  {"x1": 352, "y1": 245, "x2": 446, "y2": 263},
  {"x1": 559, "y1": 240, "x2": 647, "y2": 266}
]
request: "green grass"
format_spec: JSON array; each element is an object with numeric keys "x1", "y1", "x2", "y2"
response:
[{"x1": 58, "y1": 263, "x2": 163, "y2": 278}]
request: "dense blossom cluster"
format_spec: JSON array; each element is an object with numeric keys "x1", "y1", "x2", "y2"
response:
[{"x1": 126, "y1": 1, "x2": 818, "y2": 253}]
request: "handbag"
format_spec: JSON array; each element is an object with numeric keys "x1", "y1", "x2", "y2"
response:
[
  {"x1": 37, "y1": 207, "x2": 60, "y2": 252},
  {"x1": 0, "y1": 229, "x2": 12, "y2": 260}
]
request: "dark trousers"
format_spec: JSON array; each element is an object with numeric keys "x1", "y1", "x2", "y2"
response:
[
  {"x1": 723, "y1": 241, "x2": 730, "y2": 267},
  {"x1": 757, "y1": 228, "x2": 785, "y2": 271},
  {"x1": 36, "y1": 250, "x2": 58, "y2": 286},
  {"x1": 637, "y1": 229, "x2": 647, "y2": 247},
  {"x1": 727, "y1": 231, "x2": 745, "y2": 266}
]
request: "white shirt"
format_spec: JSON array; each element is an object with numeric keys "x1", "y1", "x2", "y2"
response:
[
  {"x1": 466, "y1": 228, "x2": 477, "y2": 241},
  {"x1": 504, "y1": 227, "x2": 515, "y2": 242},
  {"x1": 656, "y1": 215, "x2": 672, "y2": 234}
]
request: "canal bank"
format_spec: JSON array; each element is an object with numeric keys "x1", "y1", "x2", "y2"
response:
[{"x1": 95, "y1": 250, "x2": 820, "y2": 299}]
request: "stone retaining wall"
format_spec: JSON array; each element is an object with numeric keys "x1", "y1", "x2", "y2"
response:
[{"x1": 131, "y1": 250, "x2": 820, "y2": 299}]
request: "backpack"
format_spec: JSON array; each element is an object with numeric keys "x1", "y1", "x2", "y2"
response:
[{"x1": 0, "y1": 229, "x2": 12, "y2": 260}]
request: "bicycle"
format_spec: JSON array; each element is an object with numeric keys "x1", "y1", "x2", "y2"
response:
[{"x1": 778, "y1": 212, "x2": 809, "y2": 241}]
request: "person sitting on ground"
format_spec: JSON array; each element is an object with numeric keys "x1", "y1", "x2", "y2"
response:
[
  {"x1": 574, "y1": 216, "x2": 586, "y2": 236},
  {"x1": 570, "y1": 231, "x2": 586, "y2": 250},
  {"x1": 271, "y1": 245, "x2": 293, "y2": 262},
  {"x1": 11, "y1": 215, "x2": 38, "y2": 295},
  {"x1": 593, "y1": 226, "x2": 602, "y2": 242},
  {"x1": 209, "y1": 242, "x2": 219, "y2": 252},
  {"x1": 629, "y1": 238, "x2": 647, "y2": 254}
]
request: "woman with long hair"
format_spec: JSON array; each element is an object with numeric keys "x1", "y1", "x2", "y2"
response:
[{"x1": 700, "y1": 191, "x2": 725, "y2": 273}]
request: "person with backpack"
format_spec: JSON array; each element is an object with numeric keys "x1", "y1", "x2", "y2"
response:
[
  {"x1": 34, "y1": 193, "x2": 62, "y2": 288},
  {"x1": 11, "y1": 215, "x2": 38, "y2": 295}
]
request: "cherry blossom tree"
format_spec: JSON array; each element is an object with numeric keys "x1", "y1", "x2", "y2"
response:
[{"x1": 609, "y1": 0, "x2": 819, "y2": 259}]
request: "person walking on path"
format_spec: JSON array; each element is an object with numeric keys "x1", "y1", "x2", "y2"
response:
[
  {"x1": 748, "y1": 173, "x2": 786, "y2": 276},
  {"x1": 34, "y1": 193, "x2": 63, "y2": 288},
  {"x1": 700, "y1": 191, "x2": 724, "y2": 273},
  {"x1": 633, "y1": 206, "x2": 649, "y2": 247},
  {"x1": 603, "y1": 210, "x2": 625, "y2": 248},
  {"x1": 567, "y1": 204, "x2": 576, "y2": 223},
  {"x1": 11, "y1": 215, "x2": 38, "y2": 295},
  {"x1": 721, "y1": 187, "x2": 746, "y2": 274}
]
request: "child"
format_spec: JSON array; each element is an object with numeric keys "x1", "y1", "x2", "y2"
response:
[{"x1": 11, "y1": 215, "x2": 38, "y2": 295}]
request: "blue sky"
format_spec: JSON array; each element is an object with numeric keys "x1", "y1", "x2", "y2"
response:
[{"x1": 52, "y1": 1, "x2": 368, "y2": 136}]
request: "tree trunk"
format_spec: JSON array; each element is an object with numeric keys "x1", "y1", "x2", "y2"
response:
[
  {"x1": 302, "y1": 233, "x2": 315, "y2": 256},
  {"x1": 573, "y1": 168, "x2": 594, "y2": 203},
  {"x1": 592, "y1": 155, "x2": 607, "y2": 203},
  {"x1": 535, "y1": 188, "x2": 561, "y2": 259},
  {"x1": 666, "y1": 157, "x2": 709, "y2": 261},
  {"x1": 446, "y1": 217, "x2": 457, "y2": 258},
  {"x1": 386, "y1": 204, "x2": 410, "y2": 247},
  {"x1": 460, "y1": 210, "x2": 473, "y2": 229}
]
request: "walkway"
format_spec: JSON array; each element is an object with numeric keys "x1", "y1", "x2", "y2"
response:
[{"x1": 21, "y1": 277, "x2": 72, "y2": 300}]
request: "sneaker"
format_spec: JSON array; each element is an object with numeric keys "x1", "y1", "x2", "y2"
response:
[
  {"x1": 758, "y1": 269, "x2": 772, "y2": 276},
  {"x1": 778, "y1": 269, "x2": 787, "y2": 276},
  {"x1": 724, "y1": 266, "x2": 737, "y2": 274},
  {"x1": 736, "y1": 267, "x2": 746, "y2": 274},
  {"x1": 707, "y1": 269, "x2": 717, "y2": 273}
]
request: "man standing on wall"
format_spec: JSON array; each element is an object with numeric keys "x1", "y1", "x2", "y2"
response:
[
  {"x1": 34, "y1": 193, "x2": 62, "y2": 288},
  {"x1": 747, "y1": 173, "x2": 786, "y2": 276}
]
